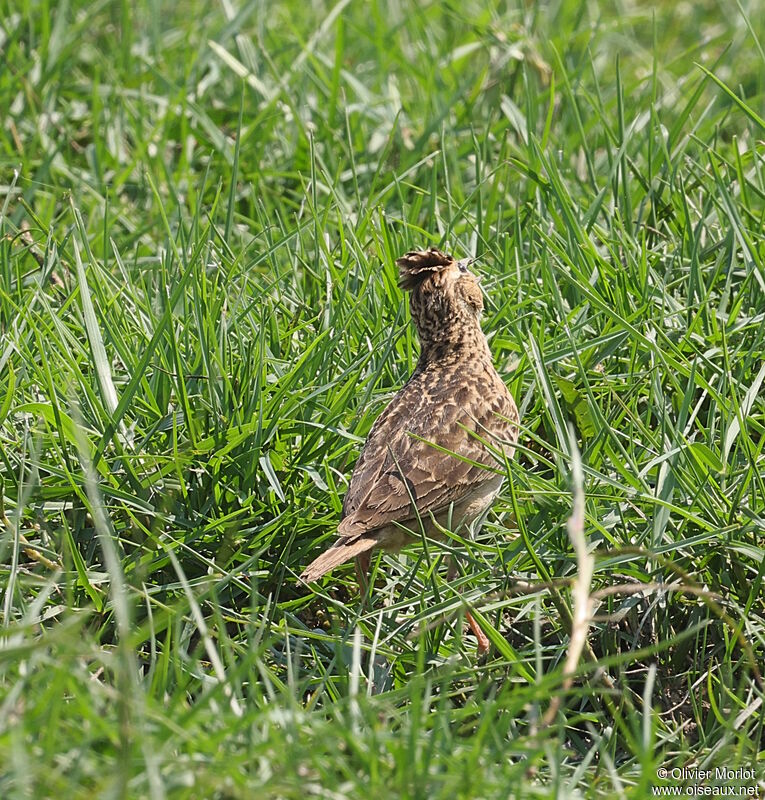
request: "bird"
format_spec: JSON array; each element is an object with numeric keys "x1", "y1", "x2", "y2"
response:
[{"x1": 300, "y1": 247, "x2": 519, "y2": 652}]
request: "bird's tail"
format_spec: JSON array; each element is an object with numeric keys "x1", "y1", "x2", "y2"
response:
[{"x1": 299, "y1": 537, "x2": 378, "y2": 583}]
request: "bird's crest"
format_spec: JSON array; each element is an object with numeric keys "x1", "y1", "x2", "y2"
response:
[{"x1": 396, "y1": 248, "x2": 455, "y2": 291}]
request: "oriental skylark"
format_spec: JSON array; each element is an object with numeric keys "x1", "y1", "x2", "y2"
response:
[{"x1": 300, "y1": 248, "x2": 519, "y2": 651}]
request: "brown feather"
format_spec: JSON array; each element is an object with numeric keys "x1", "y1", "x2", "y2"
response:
[
  {"x1": 300, "y1": 246, "x2": 520, "y2": 584},
  {"x1": 396, "y1": 247, "x2": 455, "y2": 290},
  {"x1": 337, "y1": 371, "x2": 511, "y2": 536},
  {"x1": 299, "y1": 535, "x2": 379, "y2": 583}
]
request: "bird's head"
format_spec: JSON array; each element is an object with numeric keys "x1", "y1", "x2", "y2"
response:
[{"x1": 396, "y1": 247, "x2": 484, "y2": 332}]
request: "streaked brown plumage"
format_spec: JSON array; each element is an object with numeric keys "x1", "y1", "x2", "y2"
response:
[{"x1": 300, "y1": 248, "x2": 519, "y2": 621}]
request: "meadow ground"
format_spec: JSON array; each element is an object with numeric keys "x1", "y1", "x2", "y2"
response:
[{"x1": 1, "y1": 0, "x2": 764, "y2": 797}]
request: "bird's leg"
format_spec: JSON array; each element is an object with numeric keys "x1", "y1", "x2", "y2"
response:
[
  {"x1": 447, "y1": 556, "x2": 490, "y2": 655},
  {"x1": 355, "y1": 551, "x2": 371, "y2": 598},
  {"x1": 465, "y1": 610, "x2": 490, "y2": 655}
]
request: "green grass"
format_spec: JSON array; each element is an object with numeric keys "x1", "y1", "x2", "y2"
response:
[{"x1": 1, "y1": 0, "x2": 764, "y2": 797}]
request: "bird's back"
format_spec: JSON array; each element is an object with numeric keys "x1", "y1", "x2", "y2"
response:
[{"x1": 339, "y1": 354, "x2": 518, "y2": 538}]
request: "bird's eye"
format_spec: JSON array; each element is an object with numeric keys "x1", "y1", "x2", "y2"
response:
[{"x1": 458, "y1": 262, "x2": 468, "y2": 273}]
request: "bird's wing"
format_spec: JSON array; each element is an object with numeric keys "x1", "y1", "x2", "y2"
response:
[{"x1": 338, "y1": 371, "x2": 517, "y2": 539}]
